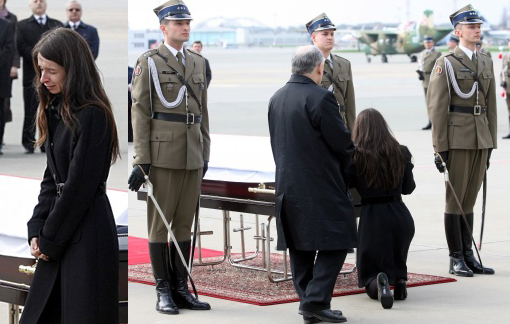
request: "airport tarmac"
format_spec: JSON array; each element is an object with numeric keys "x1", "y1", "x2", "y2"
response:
[{"x1": 128, "y1": 47, "x2": 510, "y2": 324}]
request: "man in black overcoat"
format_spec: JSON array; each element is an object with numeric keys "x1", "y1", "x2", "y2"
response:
[
  {"x1": 0, "y1": 18, "x2": 15, "y2": 155},
  {"x1": 17, "y1": 0, "x2": 62, "y2": 153},
  {"x1": 64, "y1": 0, "x2": 100, "y2": 60},
  {"x1": 268, "y1": 45, "x2": 357, "y2": 323}
]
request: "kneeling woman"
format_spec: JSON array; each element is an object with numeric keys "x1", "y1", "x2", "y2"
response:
[
  {"x1": 21, "y1": 28, "x2": 120, "y2": 324},
  {"x1": 348, "y1": 108, "x2": 415, "y2": 309}
]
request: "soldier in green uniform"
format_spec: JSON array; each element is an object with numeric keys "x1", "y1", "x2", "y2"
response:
[
  {"x1": 128, "y1": 0, "x2": 211, "y2": 314},
  {"x1": 427, "y1": 4, "x2": 496, "y2": 277},
  {"x1": 447, "y1": 34, "x2": 459, "y2": 52},
  {"x1": 417, "y1": 36, "x2": 441, "y2": 130},
  {"x1": 501, "y1": 38, "x2": 510, "y2": 139},
  {"x1": 306, "y1": 13, "x2": 356, "y2": 132}
]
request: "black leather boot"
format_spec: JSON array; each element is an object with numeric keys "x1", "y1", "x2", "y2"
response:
[
  {"x1": 170, "y1": 240, "x2": 211, "y2": 310},
  {"x1": 461, "y1": 213, "x2": 495, "y2": 275},
  {"x1": 422, "y1": 121, "x2": 432, "y2": 130},
  {"x1": 149, "y1": 242, "x2": 179, "y2": 314},
  {"x1": 503, "y1": 117, "x2": 510, "y2": 139},
  {"x1": 445, "y1": 214, "x2": 473, "y2": 277}
]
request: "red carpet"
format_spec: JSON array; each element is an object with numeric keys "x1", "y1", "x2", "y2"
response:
[
  {"x1": 129, "y1": 251, "x2": 457, "y2": 306},
  {"x1": 128, "y1": 236, "x2": 224, "y2": 265}
]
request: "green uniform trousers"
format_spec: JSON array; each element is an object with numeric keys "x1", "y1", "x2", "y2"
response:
[
  {"x1": 445, "y1": 149, "x2": 488, "y2": 214},
  {"x1": 147, "y1": 167, "x2": 202, "y2": 242}
]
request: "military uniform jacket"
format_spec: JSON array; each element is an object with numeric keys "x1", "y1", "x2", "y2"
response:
[
  {"x1": 321, "y1": 54, "x2": 356, "y2": 131},
  {"x1": 479, "y1": 48, "x2": 491, "y2": 59},
  {"x1": 131, "y1": 43, "x2": 210, "y2": 170},
  {"x1": 419, "y1": 48, "x2": 442, "y2": 88},
  {"x1": 427, "y1": 46, "x2": 497, "y2": 152},
  {"x1": 501, "y1": 53, "x2": 510, "y2": 93}
]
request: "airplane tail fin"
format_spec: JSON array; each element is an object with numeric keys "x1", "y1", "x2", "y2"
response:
[{"x1": 420, "y1": 10, "x2": 434, "y2": 29}]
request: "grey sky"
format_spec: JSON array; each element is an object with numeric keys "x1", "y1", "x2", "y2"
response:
[{"x1": 129, "y1": 0, "x2": 509, "y2": 30}]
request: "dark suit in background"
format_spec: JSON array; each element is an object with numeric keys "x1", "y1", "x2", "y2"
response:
[
  {"x1": 17, "y1": 16, "x2": 63, "y2": 152},
  {"x1": 1, "y1": 8, "x2": 20, "y2": 125},
  {"x1": 0, "y1": 18, "x2": 15, "y2": 154},
  {"x1": 269, "y1": 74, "x2": 357, "y2": 314},
  {"x1": 64, "y1": 21, "x2": 99, "y2": 59}
]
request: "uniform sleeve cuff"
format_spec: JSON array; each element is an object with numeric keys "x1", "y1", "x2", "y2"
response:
[{"x1": 27, "y1": 219, "x2": 46, "y2": 244}]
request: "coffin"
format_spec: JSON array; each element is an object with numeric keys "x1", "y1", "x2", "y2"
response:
[{"x1": 0, "y1": 174, "x2": 128, "y2": 323}]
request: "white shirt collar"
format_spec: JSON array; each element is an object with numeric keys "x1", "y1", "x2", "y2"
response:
[
  {"x1": 164, "y1": 42, "x2": 185, "y2": 65},
  {"x1": 33, "y1": 14, "x2": 47, "y2": 24},
  {"x1": 69, "y1": 20, "x2": 81, "y2": 28},
  {"x1": 459, "y1": 44, "x2": 476, "y2": 60}
]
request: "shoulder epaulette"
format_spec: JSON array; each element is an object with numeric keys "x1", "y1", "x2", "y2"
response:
[
  {"x1": 186, "y1": 48, "x2": 203, "y2": 57},
  {"x1": 332, "y1": 54, "x2": 350, "y2": 63},
  {"x1": 142, "y1": 49, "x2": 159, "y2": 58}
]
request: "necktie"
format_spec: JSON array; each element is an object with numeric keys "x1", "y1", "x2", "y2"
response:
[
  {"x1": 176, "y1": 52, "x2": 185, "y2": 73},
  {"x1": 71, "y1": 24, "x2": 76, "y2": 31},
  {"x1": 324, "y1": 58, "x2": 333, "y2": 75},
  {"x1": 38, "y1": 17, "x2": 44, "y2": 26},
  {"x1": 472, "y1": 53, "x2": 478, "y2": 72}
]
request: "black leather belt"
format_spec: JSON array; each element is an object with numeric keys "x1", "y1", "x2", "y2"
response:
[
  {"x1": 153, "y1": 112, "x2": 202, "y2": 125},
  {"x1": 361, "y1": 195, "x2": 402, "y2": 205},
  {"x1": 450, "y1": 105, "x2": 487, "y2": 115},
  {"x1": 56, "y1": 182, "x2": 107, "y2": 197},
  {"x1": 339, "y1": 105, "x2": 346, "y2": 112}
]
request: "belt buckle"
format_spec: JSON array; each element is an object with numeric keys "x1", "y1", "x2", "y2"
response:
[
  {"x1": 474, "y1": 105, "x2": 481, "y2": 116},
  {"x1": 186, "y1": 113, "x2": 195, "y2": 125}
]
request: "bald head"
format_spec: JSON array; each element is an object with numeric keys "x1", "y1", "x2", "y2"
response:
[
  {"x1": 66, "y1": 0, "x2": 82, "y2": 23},
  {"x1": 29, "y1": 0, "x2": 46, "y2": 16}
]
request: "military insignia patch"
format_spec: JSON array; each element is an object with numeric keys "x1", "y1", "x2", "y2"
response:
[
  {"x1": 167, "y1": 84, "x2": 173, "y2": 92},
  {"x1": 134, "y1": 65, "x2": 142, "y2": 76},
  {"x1": 436, "y1": 66, "x2": 443, "y2": 76}
]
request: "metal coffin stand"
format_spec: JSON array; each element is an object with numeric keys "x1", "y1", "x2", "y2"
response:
[{"x1": 138, "y1": 180, "x2": 356, "y2": 283}]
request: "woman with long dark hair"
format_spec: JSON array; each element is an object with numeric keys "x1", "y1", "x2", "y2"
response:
[
  {"x1": 348, "y1": 108, "x2": 415, "y2": 310},
  {"x1": 21, "y1": 28, "x2": 120, "y2": 324}
]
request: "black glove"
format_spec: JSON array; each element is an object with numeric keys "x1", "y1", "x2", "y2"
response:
[
  {"x1": 128, "y1": 164, "x2": 150, "y2": 192},
  {"x1": 487, "y1": 149, "x2": 492, "y2": 170},
  {"x1": 434, "y1": 151, "x2": 448, "y2": 173},
  {"x1": 202, "y1": 161, "x2": 208, "y2": 179},
  {"x1": 502, "y1": 81, "x2": 507, "y2": 88},
  {"x1": 416, "y1": 70, "x2": 424, "y2": 81}
]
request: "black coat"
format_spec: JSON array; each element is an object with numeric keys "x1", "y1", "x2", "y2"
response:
[
  {"x1": 64, "y1": 21, "x2": 99, "y2": 59},
  {"x1": 347, "y1": 146, "x2": 416, "y2": 287},
  {"x1": 268, "y1": 74, "x2": 357, "y2": 251},
  {"x1": 0, "y1": 18, "x2": 15, "y2": 98},
  {"x1": 17, "y1": 16, "x2": 63, "y2": 87},
  {"x1": 21, "y1": 104, "x2": 118, "y2": 324},
  {"x1": 3, "y1": 10, "x2": 20, "y2": 68}
]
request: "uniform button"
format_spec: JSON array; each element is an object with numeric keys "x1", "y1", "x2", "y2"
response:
[{"x1": 51, "y1": 143, "x2": 54, "y2": 148}]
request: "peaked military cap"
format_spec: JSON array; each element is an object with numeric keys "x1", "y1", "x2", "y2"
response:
[
  {"x1": 450, "y1": 4, "x2": 483, "y2": 27},
  {"x1": 154, "y1": 0, "x2": 192, "y2": 23},
  {"x1": 423, "y1": 35, "x2": 434, "y2": 42},
  {"x1": 306, "y1": 13, "x2": 336, "y2": 35},
  {"x1": 449, "y1": 34, "x2": 459, "y2": 43}
]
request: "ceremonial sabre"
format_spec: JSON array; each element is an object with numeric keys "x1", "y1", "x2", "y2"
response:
[
  {"x1": 145, "y1": 177, "x2": 199, "y2": 299},
  {"x1": 479, "y1": 172, "x2": 487, "y2": 250},
  {"x1": 435, "y1": 153, "x2": 485, "y2": 273}
]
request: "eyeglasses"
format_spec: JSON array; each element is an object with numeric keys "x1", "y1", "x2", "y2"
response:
[{"x1": 67, "y1": 8, "x2": 81, "y2": 12}]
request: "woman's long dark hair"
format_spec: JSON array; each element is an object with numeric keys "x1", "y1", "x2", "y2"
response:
[
  {"x1": 352, "y1": 108, "x2": 406, "y2": 190},
  {"x1": 32, "y1": 28, "x2": 119, "y2": 164}
]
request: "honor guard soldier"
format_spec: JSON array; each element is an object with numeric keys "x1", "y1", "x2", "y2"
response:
[
  {"x1": 306, "y1": 13, "x2": 356, "y2": 132},
  {"x1": 502, "y1": 38, "x2": 510, "y2": 139},
  {"x1": 476, "y1": 36, "x2": 491, "y2": 59},
  {"x1": 417, "y1": 36, "x2": 441, "y2": 130},
  {"x1": 447, "y1": 34, "x2": 460, "y2": 52},
  {"x1": 427, "y1": 4, "x2": 496, "y2": 277},
  {"x1": 128, "y1": 0, "x2": 211, "y2": 314}
]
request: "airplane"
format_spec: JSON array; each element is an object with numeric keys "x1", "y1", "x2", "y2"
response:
[{"x1": 354, "y1": 10, "x2": 452, "y2": 63}]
